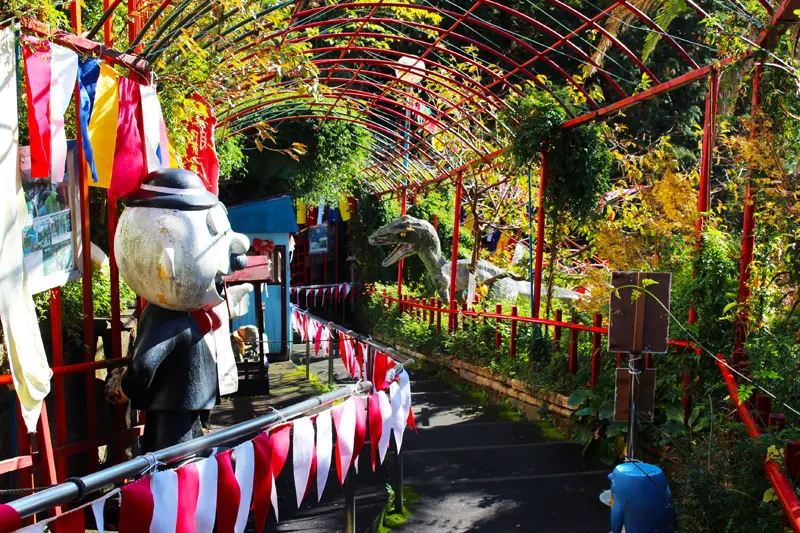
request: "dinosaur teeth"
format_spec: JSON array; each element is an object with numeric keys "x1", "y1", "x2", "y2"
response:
[{"x1": 382, "y1": 243, "x2": 415, "y2": 267}]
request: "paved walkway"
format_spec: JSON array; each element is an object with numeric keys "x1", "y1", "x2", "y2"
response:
[{"x1": 297, "y1": 340, "x2": 611, "y2": 532}]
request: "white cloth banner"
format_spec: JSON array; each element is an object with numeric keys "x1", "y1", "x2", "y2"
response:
[
  {"x1": 140, "y1": 84, "x2": 167, "y2": 173},
  {"x1": 150, "y1": 470, "x2": 179, "y2": 533},
  {"x1": 315, "y1": 409, "x2": 332, "y2": 502},
  {"x1": 292, "y1": 416, "x2": 315, "y2": 507},
  {"x1": 0, "y1": 26, "x2": 52, "y2": 433},
  {"x1": 49, "y1": 44, "x2": 78, "y2": 183},
  {"x1": 390, "y1": 372, "x2": 412, "y2": 452},
  {"x1": 195, "y1": 456, "x2": 219, "y2": 533},
  {"x1": 377, "y1": 390, "x2": 393, "y2": 464},
  {"x1": 333, "y1": 397, "x2": 356, "y2": 484},
  {"x1": 233, "y1": 440, "x2": 255, "y2": 533}
]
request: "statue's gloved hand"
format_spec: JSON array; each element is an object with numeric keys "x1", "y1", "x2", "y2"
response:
[
  {"x1": 105, "y1": 367, "x2": 129, "y2": 404},
  {"x1": 227, "y1": 283, "x2": 254, "y2": 319}
]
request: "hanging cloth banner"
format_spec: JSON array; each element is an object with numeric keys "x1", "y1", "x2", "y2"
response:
[
  {"x1": 233, "y1": 441, "x2": 255, "y2": 533},
  {"x1": 21, "y1": 37, "x2": 51, "y2": 179},
  {"x1": 251, "y1": 432, "x2": 273, "y2": 533},
  {"x1": 140, "y1": 84, "x2": 171, "y2": 173},
  {"x1": 339, "y1": 333, "x2": 350, "y2": 374},
  {"x1": 339, "y1": 196, "x2": 351, "y2": 221},
  {"x1": 368, "y1": 393, "x2": 383, "y2": 471},
  {"x1": 48, "y1": 44, "x2": 78, "y2": 183},
  {"x1": 214, "y1": 449, "x2": 240, "y2": 533},
  {"x1": 292, "y1": 416, "x2": 315, "y2": 507},
  {"x1": 332, "y1": 396, "x2": 356, "y2": 485},
  {"x1": 175, "y1": 462, "x2": 200, "y2": 533},
  {"x1": 315, "y1": 409, "x2": 333, "y2": 501},
  {"x1": 0, "y1": 27, "x2": 52, "y2": 433},
  {"x1": 377, "y1": 389, "x2": 393, "y2": 465},
  {"x1": 390, "y1": 371, "x2": 412, "y2": 452},
  {"x1": 351, "y1": 397, "x2": 366, "y2": 474},
  {"x1": 270, "y1": 423, "x2": 292, "y2": 519},
  {"x1": 150, "y1": 470, "x2": 179, "y2": 533},
  {"x1": 185, "y1": 95, "x2": 219, "y2": 195},
  {"x1": 372, "y1": 351, "x2": 392, "y2": 392},
  {"x1": 87, "y1": 63, "x2": 120, "y2": 188},
  {"x1": 12, "y1": 488, "x2": 120, "y2": 533},
  {"x1": 77, "y1": 57, "x2": 101, "y2": 183},
  {"x1": 119, "y1": 477, "x2": 154, "y2": 533},
  {"x1": 296, "y1": 200, "x2": 307, "y2": 224},
  {"x1": 110, "y1": 76, "x2": 145, "y2": 198}
]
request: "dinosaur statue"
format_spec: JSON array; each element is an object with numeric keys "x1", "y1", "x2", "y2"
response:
[{"x1": 368, "y1": 215, "x2": 582, "y2": 305}]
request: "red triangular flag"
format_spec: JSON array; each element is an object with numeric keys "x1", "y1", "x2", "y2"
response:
[
  {"x1": 352, "y1": 397, "x2": 367, "y2": 473},
  {"x1": 252, "y1": 432, "x2": 273, "y2": 532},
  {"x1": 110, "y1": 76, "x2": 145, "y2": 198},
  {"x1": 271, "y1": 423, "x2": 292, "y2": 477},
  {"x1": 176, "y1": 462, "x2": 200, "y2": 533},
  {"x1": 339, "y1": 334, "x2": 350, "y2": 373},
  {"x1": 215, "y1": 450, "x2": 240, "y2": 533},
  {"x1": 119, "y1": 477, "x2": 154, "y2": 533},
  {"x1": 314, "y1": 320, "x2": 324, "y2": 356},
  {"x1": 52, "y1": 508, "x2": 85, "y2": 533},
  {"x1": 368, "y1": 393, "x2": 383, "y2": 471},
  {"x1": 372, "y1": 352, "x2": 392, "y2": 391},
  {"x1": 407, "y1": 406, "x2": 418, "y2": 432},
  {"x1": 0, "y1": 504, "x2": 21, "y2": 533}
]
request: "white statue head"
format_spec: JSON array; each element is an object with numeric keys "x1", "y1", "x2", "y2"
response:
[{"x1": 115, "y1": 168, "x2": 250, "y2": 312}]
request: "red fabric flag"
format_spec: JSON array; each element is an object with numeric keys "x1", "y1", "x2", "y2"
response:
[
  {"x1": 22, "y1": 38, "x2": 51, "y2": 178},
  {"x1": 185, "y1": 94, "x2": 219, "y2": 195},
  {"x1": 0, "y1": 504, "x2": 21, "y2": 533},
  {"x1": 119, "y1": 477, "x2": 154, "y2": 533},
  {"x1": 407, "y1": 406, "x2": 417, "y2": 432},
  {"x1": 368, "y1": 393, "x2": 383, "y2": 471},
  {"x1": 270, "y1": 423, "x2": 292, "y2": 478},
  {"x1": 215, "y1": 450, "x2": 240, "y2": 533},
  {"x1": 53, "y1": 508, "x2": 86, "y2": 533},
  {"x1": 352, "y1": 397, "x2": 367, "y2": 472},
  {"x1": 252, "y1": 432, "x2": 273, "y2": 532},
  {"x1": 314, "y1": 320, "x2": 324, "y2": 356},
  {"x1": 331, "y1": 398, "x2": 356, "y2": 485},
  {"x1": 176, "y1": 462, "x2": 200, "y2": 533},
  {"x1": 339, "y1": 334, "x2": 350, "y2": 373},
  {"x1": 110, "y1": 77, "x2": 145, "y2": 198},
  {"x1": 372, "y1": 352, "x2": 392, "y2": 391}
]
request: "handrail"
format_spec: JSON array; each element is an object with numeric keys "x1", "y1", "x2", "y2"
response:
[
  {"x1": 293, "y1": 282, "x2": 361, "y2": 291},
  {"x1": 716, "y1": 355, "x2": 800, "y2": 533},
  {"x1": 8, "y1": 382, "x2": 372, "y2": 519},
  {"x1": 292, "y1": 305, "x2": 415, "y2": 367}
]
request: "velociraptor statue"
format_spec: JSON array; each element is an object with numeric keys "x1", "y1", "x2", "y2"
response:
[{"x1": 369, "y1": 215, "x2": 582, "y2": 305}]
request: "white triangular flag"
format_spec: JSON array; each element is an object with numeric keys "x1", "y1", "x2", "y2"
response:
[
  {"x1": 270, "y1": 474, "x2": 279, "y2": 521},
  {"x1": 333, "y1": 397, "x2": 356, "y2": 484},
  {"x1": 150, "y1": 470, "x2": 179, "y2": 533},
  {"x1": 316, "y1": 409, "x2": 332, "y2": 501},
  {"x1": 49, "y1": 44, "x2": 78, "y2": 183},
  {"x1": 195, "y1": 456, "x2": 218, "y2": 533},
  {"x1": 233, "y1": 440, "x2": 255, "y2": 533},
  {"x1": 377, "y1": 390, "x2": 393, "y2": 464},
  {"x1": 390, "y1": 372, "x2": 412, "y2": 452},
  {"x1": 292, "y1": 416, "x2": 315, "y2": 507}
]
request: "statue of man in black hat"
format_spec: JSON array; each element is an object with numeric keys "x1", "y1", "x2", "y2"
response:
[{"x1": 106, "y1": 168, "x2": 251, "y2": 451}]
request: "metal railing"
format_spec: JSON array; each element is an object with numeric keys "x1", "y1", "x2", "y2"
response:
[{"x1": 7, "y1": 382, "x2": 372, "y2": 521}]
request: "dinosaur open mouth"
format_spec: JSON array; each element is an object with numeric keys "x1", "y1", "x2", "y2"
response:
[{"x1": 382, "y1": 243, "x2": 416, "y2": 267}]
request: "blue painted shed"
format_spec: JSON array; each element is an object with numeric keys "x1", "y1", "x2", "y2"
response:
[{"x1": 227, "y1": 196, "x2": 298, "y2": 356}]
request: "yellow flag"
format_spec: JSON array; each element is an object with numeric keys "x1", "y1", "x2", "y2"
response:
[
  {"x1": 496, "y1": 233, "x2": 511, "y2": 253},
  {"x1": 339, "y1": 196, "x2": 351, "y2": 221},
  {"x1": 296, "y1": 200, "x2": 307, "y2": 225},
  {"x1": 169, "y1": 142, "x2": 180, "y2": 168},
  {"x1": 87, "y1": 64, "x2": 120, "y2": 189},
  {"x1": 462, "y1": 217, "x2": 475, "y2": 231}
]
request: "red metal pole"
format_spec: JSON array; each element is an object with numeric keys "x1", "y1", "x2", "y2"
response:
[
  {"x1": 734, "y1": 64, "x2": 762, "y2": 358},
  {"x1": 717, "y1": 355, "x2": 800, "y2": 532},
  {"x1": 436, "y1": 299, "x2": 442, "y2": 333},
  {"x1": 689, "y1": 69, "x2": 719, "y2": 325},
  {"x1": 398, "y1": 190, "x2": 407, "y2": 303},
  {"x1": 449, "y1": 173, "x2": 463, "y2": 333},
  {"x1": 509, "y1": 305, "x2": 518, "y2": 358},
  {"x1": 591, "y1": 313, "x2": 602, "y2": 388},
  {"x1": 433, "y1": 214, "x2": 439, "y2": 231},
  {"x1": 569, "y1": 313, "x2": 579, "y2": 374},
  {"x1": 34, "y1": 404, "x2": 60, "y2": 517},
  {"x1": 71, "y1": 0, "x2": 98, "y2": 474},
  {"x1": 532, "y1": 155, "x2": 547, "y2": 318},
  {"x1": 461, "y1": 301, "x2": 468, "y2": 330},
  {"x1": 495, "y1": 303, "x2": 502, "y2": 356},
  {"x1": 50, "y1": 289, "x2": 67, "y2": 481}
]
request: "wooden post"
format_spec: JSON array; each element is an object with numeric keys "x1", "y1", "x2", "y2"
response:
[
  {"x1": 553, "y1": 309, "x2": 563, "y2": 350},
  {"x1": 449, "y1": 173, "x2": 463, "y2": 332},
  {"x1": 591, "y1": 313, "x2": 602, "y2": 388},
  {"x1": 568, "y1": 313, "x2": 579, "y2": 375},
  {"x1": 509, "y1": 306, "x2": 518, "y2": 358}
]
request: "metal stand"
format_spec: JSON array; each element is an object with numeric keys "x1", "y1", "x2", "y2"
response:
[
  {"x1": 329, "y1": 328, "x2": 336, "y2": 386},
  {"x1": 305, "y1": 325, "x2": 311, "y2": 379},
  {"x1": 391, "y1": 442, "x2": 404, "y2": 515},
  {"x1": 627, "y1": 351, "x2": 642, "y2": 460},
  {"x1": 344, "y1": 465, "x2": 357, "y2": 533}
]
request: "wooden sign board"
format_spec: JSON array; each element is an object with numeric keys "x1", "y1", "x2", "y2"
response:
[
  {"x1": 613, "y1": 368, "x2": 657, "y2": 423},
  {"x1": 608, "y1": 272, "x2": 672, "y2": 354}
]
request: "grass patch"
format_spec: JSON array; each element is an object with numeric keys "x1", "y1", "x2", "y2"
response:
[
  {"x1": 377, "y1": 485, "x2": 420, "y2": 532},
  {"x1": 289, "y1": 365, "x2": 338, "y2": 394}
]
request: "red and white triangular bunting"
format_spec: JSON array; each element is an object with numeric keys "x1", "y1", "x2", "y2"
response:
[
  {"x1": 150, "y1": 469, "x2": 179, "y2": 533},
  {"x1": 377, "y1": 390, "x2": 393, "y2": 464},
  {"x1": 292, "y1": 417, "x2": 315, "y2": 507},
  {"x1": 332, "y1": 397, "x2": 356, "y2": 485},
  {"x1": 315, "y1": 409, "x2": 333, "y2": 501},
  {"x1": 251, "y1": 432, "x2": 272, "y2": 533},
  {"x1": 233, "y1": 441, "x2": 255, "y2": 533}
]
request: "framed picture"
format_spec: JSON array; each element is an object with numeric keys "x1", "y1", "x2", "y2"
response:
[
  {"x1": 308, "y1": 224, "x2": 328, "y2": 254},
  {"x1": 20, "y1": 141, "x2": 83, "y2": 294}
]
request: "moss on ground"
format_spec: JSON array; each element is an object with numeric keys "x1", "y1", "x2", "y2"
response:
[
  {"x1": 288, "y1": 365, "x2": 337, "y2": 394},
  {"x1": 377, "y1": 485, "x2": 420, "y2": 532}
]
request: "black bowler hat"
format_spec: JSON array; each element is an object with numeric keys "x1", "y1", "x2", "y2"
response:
[{"x1": 126, "y1": 168, "x2": 219, "y2": 210}]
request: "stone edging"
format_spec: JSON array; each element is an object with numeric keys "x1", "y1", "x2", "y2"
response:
[{"x1": 378, "y1": 338, "x2": 578, "y2": 425}]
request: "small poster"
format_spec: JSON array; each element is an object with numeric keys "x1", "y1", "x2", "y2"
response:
[
  {"x1": 308, "y1": 224, "x2": 328, "y2": 254},
  {"x1": 20, "y1": 143, "x2": 82, "y2": 294}
]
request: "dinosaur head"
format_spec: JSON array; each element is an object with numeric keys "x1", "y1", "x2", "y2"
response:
[{"x1": 368, "y1": 215, "x2": 440, "y2": 267}]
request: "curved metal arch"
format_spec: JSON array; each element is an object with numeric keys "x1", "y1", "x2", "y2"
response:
[
  {"x1": 232, "y1": 107, "x2": 450, "y2": 173},
  {"x1": 227, "y1": 94, "x2": 462, "y2": 176},
  {"x1": 224, "y1": 70, "x2": 496, "y2": 149}
]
